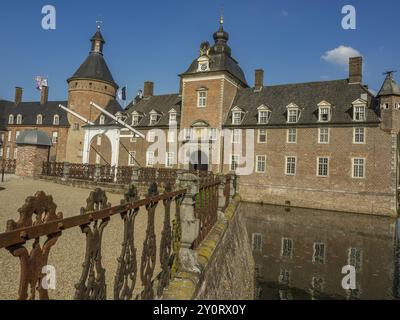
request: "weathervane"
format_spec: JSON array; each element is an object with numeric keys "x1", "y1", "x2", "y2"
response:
[
  {"x1": 96, "y1": 20, "x2": 103, "y2": 30},
  {"x1": 383, "y1": 70, "x2": 397, "y2": 76}
]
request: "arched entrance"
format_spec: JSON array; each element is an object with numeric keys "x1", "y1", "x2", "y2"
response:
[
  {"x1": 89, "y1": 134, "x2": 112, "y2": 165},
  {"x1": 189, "y1": 150, "x2": 209, "y2": 172}
]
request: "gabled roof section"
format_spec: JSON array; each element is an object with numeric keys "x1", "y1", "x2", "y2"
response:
[{"x1": 224, "y1": 79, "x2": 380, "y2": 127}]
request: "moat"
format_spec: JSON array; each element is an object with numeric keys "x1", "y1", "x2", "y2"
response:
[{"x1": 242, "y1": 202, "x2": 399, "y2": 300}]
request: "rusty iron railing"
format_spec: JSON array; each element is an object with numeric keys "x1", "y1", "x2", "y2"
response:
[
  {"x1": 0, "y1": 183, "x2": 185, "y2": 300},
  {"x1": 42, "y1": 161, "x2": 64, "y2": 177},
  {"x1": 68, "y1": 163, "x2": 96, "y2": 181},
  {"x1": 1, "y1": 159, "x2": 16, "y2": 174}
]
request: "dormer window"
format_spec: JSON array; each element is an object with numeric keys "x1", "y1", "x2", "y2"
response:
[
  {"x1": 149, "y1": 110, "x2": 161, "y2": 126},
  {"x1": 132, "y1": 115, "x2": 140, "y2": 126},
  {"x1": 36, "y1": 114, "x2": 43, "y2": 125},
  {"x1": 53, "y1": 114, "x2": 60, "y2": 126},
  {"x1": 286, "y1": 103, "x2": 300, "y2": 123},
  {"x1": 99, "y1": 115, "x2": 105, "y2": 125},
  {"x1": 169, "y1": 109, "x2": 178, "y2": 125},
  {"x1": 16, "y1": 114, "x2": 22, "y2": 125},
  {"x1": 318, "y1": 101, "x2": 332, "y2": 122},
  {"x1": 197, "y1": 90, "x2": 207, "y2": 108},
  {"x1": 232, "y1": 107, "x2": 244, "y2": 125},
  {"x1": 352, "y1": 99, "x2": 367, "y2": 122},
  {"x1": 8, "y1": 114, "x2": 14, "y2": 125},
  {"x1": 257, "y1": 105, "x2": 271, "y2": 124}
]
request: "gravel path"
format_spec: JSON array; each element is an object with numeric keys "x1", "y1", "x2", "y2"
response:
[{"x1": 0, "y1": 176, "x2": 172, "y2": 300}]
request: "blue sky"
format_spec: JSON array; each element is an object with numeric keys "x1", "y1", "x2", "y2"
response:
[{"x1": 0, "y1": 0, "x2": 398, "y2": 102}]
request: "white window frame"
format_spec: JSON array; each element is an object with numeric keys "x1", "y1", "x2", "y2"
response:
[
  {"x1": 318, "y1": 102, "x2": 331, "y2": 122},
  {"x1": 149, "y1": 113, "x2": 159, "y2": 126},
  {"x1": 53, "y1": 114, "x2": 60, "y2": 126},
  {"x1": 256, "y1": 155, "x2": 266, "y2": 173},
  {"x1": 352, "y1": 158, "x2": 365, "y2": 179},
  {"x1": 36, "y1": 114, "x2": 43, "y2": 125},
  {"x1": 232, "y1": 111, "x2": 242, "y2": 125},
  {"x1": 99, "y1": 115, "x2": 105, "y2": 125},
  {"x1": 231, "y1": 154, "x2": 239, "y2": 171},
  {"x1": 287, "y1": 128, "x2": 297, "y2": 144},
  {"x1": 147, "y1": 131, "x2": 156, "y2": 143},
  {"x1": 313, "y1": 242, "x2": 326, "y2": 264},
  {"x1": 232, "y1": 129, "x2": 241, "y2": 144},
  {"x1": 8, "y1": 114, "x2": 14, "y2": 125},
  {"x1": 353, "y1": 127, "x2": 365, "y2": 144},
  {"x1": 6, "y1": 147, "x2": 10, "y2": 159},
  {"x1": 169, "y1": 112, "x2": 177, "y2": 125},
  {"x1": 146, "y1": 151, "x2": 155, "y2": 167},
  {"x1": 285, "y1": 156, "x2": 297, "y2": 176},
  {"x1": 352, "y1": 100, "x2": 366, "y2": 122},
  {"x1": 52, "y1": 132, "x2": 59, "y2": 144},
  {"x1": 128, "y1": 151, "x2": 137, "y2": 166},
  {"x1": 16, "y1": 114, "x2": 22, "y2": 125},
  {"x1": 318, "y1": 128, "x2": 330, "y2": 144},
  {"x1": 258, "y1": 129, "x2": 267, "y2": 143},
  {"x1": 165, "y1": 152, "x2": 174, "y2": 168},
  {"x1": 184, "y1": 128, "x2": 193, "y2": 141},
  {"x1": 286, "y1": 104, "x2": 300, "y2": 123},
  {"x1": 317, "y1": 157, "x2": 329, "y2": 177},
  {"x1": 15, "y1": 131, "x2": 20, "y2": 141},
  {"x1": 132, "y1": 115, "x2": 140, "y2": 126},
  {"x1": 209, "y1": 128, "x2": 217, "y2": 141},
  {"x1": 258, "y1": 110, "x2": 270, "y2": 125},
  {"x1": 197, "y1": 90, "x2": 207, "y2": 108}
]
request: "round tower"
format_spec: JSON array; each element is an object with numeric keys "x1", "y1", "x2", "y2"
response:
[{"x1": 65, "y1": 26, "x2": 118, "y2": 163}]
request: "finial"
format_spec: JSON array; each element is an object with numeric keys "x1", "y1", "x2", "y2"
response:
[
  {"x1": 219, "y1": 7, "x2": 224, "y2": 29},
  {"x1": 383, "y1": 70, "x2": 397, "y2": 77},
  {"x1": 96, "y1": 20, "x2": 103, "y2": 30}
]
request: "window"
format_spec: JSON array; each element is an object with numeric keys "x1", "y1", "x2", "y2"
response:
[
  {"x1": 132, "y1": 115, "x2": 140, "y2": 126},
  {"x1": 232, "y1": 129, "x2": 241, "y2": 144},
  {"x1": 287, "y1": 128, "x2": 297, "y2": 143},
  {"x1": 395, "y1": 103, "x2": 400, "y2": 110},
  {"x1": 99, "y1": 115, "x2": 105, "y2": 125},
  {"x1": 13, "y1": 148, "x2": 18, "y2": 160},
  {"x1": 166, "y1": 152, "x2": 174, "y2": 168},
  {"x1": 285, "y1": 157, "x2": 296, "y2": 175},
  {"x1": 147, "y1": 131, "x2": 156, "y2": 143},
  {"x1": 313, "y1": 243, "x2": 326, "y2": 264},
  {"x1": 184, "y1": 128, "x2": 193, "y2": 141},
  {"x1": 317, "y1": 157, "x2": 329, "y2": 177},
  {"x1": 128, "y1": 151, "x2": 136, "y2": 166},
  {"x1": 16, "y1": 114, "x2": 22, "y2": 125},
  {"x1": 256, "y1": 155, "x2": 266, "y2": 173},
  {"x1": 5, "y1": 147, "x2": 10, "y2": 159},
  {"x1": 8, "y1": 114, "x2": 14, "y2": 125},
  {"x1": 381, "y1": 103, "x2": 389, "y2": 110},
  {"x1": 231, "y1": 155, "x2": 239, "y2": 171},
  {"x1": 258, "y1": 110, "x2": 270, "y2": 124},
  {"x1": 279, "y1": 269, "x2": 291, "y2": 286},
  {"x1": 281, "y1": 238, "x2": 293, "y2": 258},
  {"x1": 15, "y1": 131, "x2": 20, "y2": 141},
  {"x1": 209, "y1": 128, "x2": 217, "y2": 141},
  {"x1": 258, "y1": 129, "x2": 267, "y2": 143},
  {"x1": 319, "y1": 128, "x2": 329, "y2": 144},
  {"x1": 352, "y1": 158, "x2": 365, "y2": 178},
  {"x1": 232, "y1": 111, "x2": 242, "y2": 125},
  {"x1": 252, "y1": 233, "x2": 263, "y2": 252},
  {"x1": 348, "y1": 248, "x2": 362, "y2": 271},
  {"x1": 146, "y1": 151, "x2": 155, "y2": 167},
  {"x1": 354, "y1": 128, "x2": 365, "y2": 144},
  {"x1": 73, "y1": 123, "x2": 80, "y2": 131},
  {"x1": 150, "y1": 113, "x2": 159, "y2": 126},
  {"x1": 353, "y1": 106, "x2": 365, "y2": 121},
  {"x1": 53, "y1": 115, "x2": 60, "y2": 126},
  {"x1": 8, "y1": 131, "x2": 12, "y2": 142},
  {"x1": 287, "y1": 108, "x2": 299, "y2": 123},
  {"x1": 197, "y1": 91, "x2": 207, "y2": 108},
  {"x1": 36, "y1": 114, "x2": 43, "y2": 125},
  {"x1": 311, "y1": 277, "x2": 324, "y2": 294},
  {"x1": 319, "y1": 107, "x2": 330, "y2": 122},
  {"x1": 169, "y1": 112, "x2": 177, "y2": 125}
]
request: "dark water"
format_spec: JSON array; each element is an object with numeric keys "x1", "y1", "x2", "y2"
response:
[{"x1": 241, "y1": 202, "x2": 399, "y2": 300}]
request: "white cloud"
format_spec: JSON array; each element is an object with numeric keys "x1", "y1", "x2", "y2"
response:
[{"x1": 322, "y1": 46, "x2": 362, "y2": 68}]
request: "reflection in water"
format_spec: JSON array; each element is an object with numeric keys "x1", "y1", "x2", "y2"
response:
[{"x1": 241, "y1": 202, "x2": 399, "y2": 300}]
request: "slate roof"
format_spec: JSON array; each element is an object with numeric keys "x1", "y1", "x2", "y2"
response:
[
  {"x1": 124, "y1": 94, "x2": 182, "y2": 128},
  {"x1": 377, "y1": 73, "x2": 400, "y2": 97},
  {"x1": 0, "y1": 100, "x2": 69, "y2": 127},
  {"x1": 16, "y1": 129, "x2": 52, "y2": 147},
  {"x1": 224, "y1": 79, "x2": 380, "y2": 127},
  {"x1": 68, "y1": 53, "x2": 117, "y2": 88},
  {"x1": 93, "y1": 99, "x2": 124, "y2": 126}
]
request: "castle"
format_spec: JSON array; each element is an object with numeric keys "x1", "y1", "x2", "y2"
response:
[{"x1": 1, "y1": 19, "x2": 400, "y2": 217}]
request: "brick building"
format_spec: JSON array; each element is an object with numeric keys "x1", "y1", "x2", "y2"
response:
[{"x1": 1, "y1": 20, "x2": 400, "y2": 216}]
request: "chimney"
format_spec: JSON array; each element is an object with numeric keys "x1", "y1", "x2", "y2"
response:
[
  {"x1": 144, "y1": 81, "x2": 154, "y2": 98},
  {"x1": 254, "y1": 69, "x2": 264, "y2": 91},
  {"x1": 349, "y1": 57, "x2": 363, "y2": 84},
  {"x1": 40, "y1": 86, "x2": 49, "y2": 105},
  {"x1": 15, "y1": 87, "x2": 23, "y2": 105}
]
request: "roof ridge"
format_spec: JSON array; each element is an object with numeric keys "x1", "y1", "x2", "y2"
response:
[{"x1": 257, "y1": 79, "x2": 348, "y2": 90}]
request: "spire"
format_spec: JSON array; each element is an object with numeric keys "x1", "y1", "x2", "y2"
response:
[
  {"x1": 213, "y1": 12, "x2": 231, "y2": 55},
  {"x1": 90, "y1": 24, "x2": 105, "y2": 54},
  {"x1": 378, "y1": 71, "x2": 400, "y2": 97}
]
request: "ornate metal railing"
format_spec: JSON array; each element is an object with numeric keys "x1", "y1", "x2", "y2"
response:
[
  {"x1": 116, "y1": 166, "x2": 134, "y2": 185},
  {"x1": 98, "y1": 165, "x2": 115, "y2": 183},
  {"x1": 192, "y1": 176, "x2": 220, "y2": 250},
  {"x1": 0, "y1": 183, "x2": 185, "y2": 300},
  {"x1": 41, "y1": 161, "x2": 64, "y2": 177},
  {"x1": 1, "y1": 159, "x2": 17, "y2": 174},
  {"x1": 69, "y1": 163, "x2": 96, "y2": 181}
]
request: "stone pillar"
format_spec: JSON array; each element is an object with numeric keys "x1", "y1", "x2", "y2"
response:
[
  {"x1": 217, "y1": 174, "x2": 227, "y2": 220},
  {"x1": 62, "y1": 162, "x2": 70, "y2": 181},
  {"x1": 177, "y1": 172, "x2": 200, "y2": 274}
]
